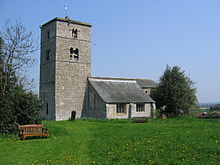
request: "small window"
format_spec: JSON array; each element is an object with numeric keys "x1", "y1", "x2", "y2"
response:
[
  {"x1": 46, "y1": 103, "x2": 49, "y2": 115},
  {"x1": 116, "y1": 104, "x2": 126, "y2": 114},
  {"x1": 47, "y1": 31, "x2": 50, "y2": 39},
  {"x1": 46, "y1": 49, "x2": 50, "y2": 60},
  {"x1": 136, "y1": 104, "x2": 145, "y2": 112},
  {"x1": 72, "y1": 28, "x2": 78, "y2": 38}
]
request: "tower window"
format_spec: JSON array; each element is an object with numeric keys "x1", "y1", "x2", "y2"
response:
[
  {"x1": 47, "y1": 31, "x2": 50, "y2": 39},
  {"x1": 70, "y1": 47, "x2": 79, "y2": 60},
  {"x1": 46, "y1": 49, "x2": 50, "y2": 60},
  {"x1": 46, "y1": 103, "x2": 49, "y2": 115},
  {"x1": 72, "y1": 28, "x2": 78, "y2": 38}
]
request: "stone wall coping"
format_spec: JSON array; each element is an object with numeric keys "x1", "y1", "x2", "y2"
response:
[{"x1": 41, "y1": 17, "x2": 92, "y2": 28}]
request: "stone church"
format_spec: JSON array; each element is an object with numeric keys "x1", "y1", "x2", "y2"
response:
[{"x1": 39, "y1": 17, "x2": 157, "y2": 121}]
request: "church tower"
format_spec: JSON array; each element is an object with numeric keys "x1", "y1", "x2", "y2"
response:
[{"x1": 39, "y1": 17, "x2": 92, "y2": 120}]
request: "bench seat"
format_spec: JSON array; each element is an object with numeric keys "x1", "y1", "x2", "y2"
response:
[
  {"x1": 18, "y1": 124, "x2": 49, "y2": 140},
  {"x1": 132, "y1": 117, "x2": 148, "y2": 123}
]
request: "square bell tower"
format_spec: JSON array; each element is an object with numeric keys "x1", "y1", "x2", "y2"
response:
[{"x1": 39, "y1": 17, "x2": 92, "y2": 120}]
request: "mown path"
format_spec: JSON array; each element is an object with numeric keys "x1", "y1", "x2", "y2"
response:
[{"x1": 0, "y1": 120, "x2": 93, "y2": 165}]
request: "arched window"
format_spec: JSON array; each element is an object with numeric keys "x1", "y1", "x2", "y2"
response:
[{"x1": 70, "y1": 47, "x2": 74, "y2": 54}]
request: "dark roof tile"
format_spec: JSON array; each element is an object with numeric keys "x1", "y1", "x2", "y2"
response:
[{"x1": 89, "y1": 77, "x2": 155, "y2": 103}]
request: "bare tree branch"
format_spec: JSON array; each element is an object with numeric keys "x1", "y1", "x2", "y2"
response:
[{"x1": 0, "y1": 19, "x2": 38, "y2": 96}]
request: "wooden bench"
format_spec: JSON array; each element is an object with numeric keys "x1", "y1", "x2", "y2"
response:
[
  {"x1": 18, "y1": 124, "x2": 49, "y2": 140},
  {"x1": 132, "y1": 117, "x2": 148, "y2": 123}
]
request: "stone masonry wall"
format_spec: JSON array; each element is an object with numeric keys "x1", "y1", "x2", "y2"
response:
[
  {"x1": 106, "y1": 104, "x2": 129, "y2": 119},
  {"x1": 39, "y1": 22, "x2": 56, "y2": 120},
  {"x1": 55, "y1": 21, "x2": 91, "y2": 120},
  {"x1": 131, "y1": 104, "x2": 151, "y2": 118},
  {"x1": 87, "y1": 83, "x2": 106, "y2": 118},
  {"x1": 106, "y1": 103, "x2": 154, "y2": 119}
]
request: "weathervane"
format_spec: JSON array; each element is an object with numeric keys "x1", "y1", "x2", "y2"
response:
[{"x1": 64, "y1": 6, "x2": 68, "y2": 18}]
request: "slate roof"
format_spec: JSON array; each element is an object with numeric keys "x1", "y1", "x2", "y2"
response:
[
  {"x1": 136, "y1": 79, "x2": 157, "y2": 88},
  {"x1": 89, "y1": 77, "x2": 155, "y2": 103}
]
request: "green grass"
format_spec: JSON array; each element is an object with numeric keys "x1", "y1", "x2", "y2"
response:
[{"x1": 0, "y1": 117, "x2": 220, "y2": 165}]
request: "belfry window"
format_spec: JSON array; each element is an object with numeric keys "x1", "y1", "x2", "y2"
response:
[
  {"x1": 70, "y1": 47, "x2": 79, "y2": 60},
  {"x1": 72, "y1": 28, "x2": 78, "y2": 38}
]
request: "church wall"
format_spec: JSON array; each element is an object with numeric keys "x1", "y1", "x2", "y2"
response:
[
  {"x1": 55, "y1": 21, "x2": 91, "y2": 120},
  {"x1": 131, "y1": 103, "x2": 152, "y2": 118},
  {"x1": 88, "y1": 83, "x2": 106, "y2": 118},
  {"x1": 39, "y1": 22, "x2": 56, "y2": 120},
  {"x1": 106, "y1": 103, "x2": 154, "y2": 119},
  {"x1": 106, "y1": 104, "x2": 129, "y2": 119},
  {"x1": 151, "y1": 103, "x2": 157, "y2": 118},
  {"x1": 40, "y1": 18, "x2": 91, "y2": 121}
]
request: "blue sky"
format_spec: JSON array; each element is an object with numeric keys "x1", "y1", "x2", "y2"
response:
[{"x1": 0, "y1": 0, "x2": 220, "y2": 103}]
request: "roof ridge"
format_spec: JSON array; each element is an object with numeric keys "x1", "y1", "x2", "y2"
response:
[{"x1": 88, "y1": 76, "x2": 151, "y2": 81}]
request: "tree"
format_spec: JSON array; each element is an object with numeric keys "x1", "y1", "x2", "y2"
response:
[
  {"x1": 0, "y1": 20, "x2": 40, "y2": 134},
  {"x1": 210, "y1": 104, "x2": 220, "y2": 112},
  {"x1": 152, "y1": 65, "x2": 197, "y2": 117},
  {"x1": 0, "y1": 20, "x2": 36, "y2": 97}
]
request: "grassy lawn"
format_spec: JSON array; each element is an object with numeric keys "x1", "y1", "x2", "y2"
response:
[{"x1": 0, "y1": 117, "x2": 220, "y2": 165}]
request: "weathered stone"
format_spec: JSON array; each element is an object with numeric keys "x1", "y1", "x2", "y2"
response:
[{"x1": 40, "y1": 18, "x2": 91, "y2": 121}]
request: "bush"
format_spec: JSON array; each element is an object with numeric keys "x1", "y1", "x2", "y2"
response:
[{"x1": 0, "y1": 85, "x2": 41, "y2": 134}]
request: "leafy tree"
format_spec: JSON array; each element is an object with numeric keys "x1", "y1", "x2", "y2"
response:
[{"x1": 152, "y1": 65, "x2": 197, "y2": 117}]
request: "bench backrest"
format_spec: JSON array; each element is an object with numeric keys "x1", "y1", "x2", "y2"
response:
[{"x1": 18, "y1": 125, "x2": 44, "y2": 133}]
